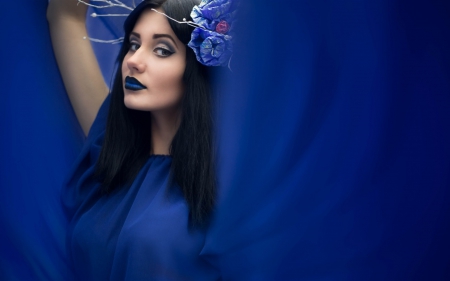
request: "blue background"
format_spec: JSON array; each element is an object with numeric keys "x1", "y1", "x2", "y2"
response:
[{"x1": 1, "y1": 0, "x2": 449, "y2": 279}]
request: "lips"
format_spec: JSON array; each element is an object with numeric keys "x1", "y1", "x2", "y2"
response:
[{"x1": 125, "y1": 76, "x2": 147, "y2": 91}]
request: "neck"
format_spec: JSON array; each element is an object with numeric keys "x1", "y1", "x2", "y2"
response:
[{"x1": 150, "y1": 109, "x2": 181, "y2": 155}]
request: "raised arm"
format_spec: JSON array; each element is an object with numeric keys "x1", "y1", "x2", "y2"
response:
[{"x1": 47, "y1": 0, "x2": 109, "y2": 136}]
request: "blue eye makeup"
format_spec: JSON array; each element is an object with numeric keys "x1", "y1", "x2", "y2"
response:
[
  {"x1": 129, "y1": 42, "x2": 140, "y2": 52},
  {"x1": 154, "y1": 41, "x2": 175, "y2": 57},
  {"x1": 126, "y1": 36, "x2": 175, "y2": 57},
  {"x1": 154, "y1": 47, "x2": 174, "y2": 57},
  {"x1": 128, "y1": 35, "x2": 141, "y2": 52}
]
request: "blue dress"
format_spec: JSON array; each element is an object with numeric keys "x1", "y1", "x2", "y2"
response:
[{"x1": 62, "y1": 96, "x2": 219, "y2": 280}]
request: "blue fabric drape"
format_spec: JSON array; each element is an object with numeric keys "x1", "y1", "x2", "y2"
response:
[
  {"x1": 1, "y1": 0, "x2": 449, "y2": 280},
  {"x1": 204, "y1": 1, "x2": 450, "y2": 279},
  {"x1": 0, "y1": 1, "x2": 119, "y2": 279},
  {"x1": 0, "y1": 1, "x2": 80, "y2": 279}
]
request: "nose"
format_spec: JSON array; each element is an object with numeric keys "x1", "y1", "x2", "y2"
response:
[{"x1": 126, "y1": 50, "x2": 146, "y2": 73}]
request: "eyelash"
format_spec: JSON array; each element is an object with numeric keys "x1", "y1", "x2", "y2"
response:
[
  {"x1": 155, "y1": 47, "x2": 174, "y2": 57},
  {"x1": 128, "y1": 42, "x2": 174, "y2": 57},
  {"x1": 129, "y1": 42, "x2": 140, "y2": 52}
]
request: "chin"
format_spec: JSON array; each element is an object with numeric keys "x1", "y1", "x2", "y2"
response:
[
  {"x1": 124, "y1": 102, "x2": 153, "y2": 112},
  {"x1": 123, "y1": 89, "x2": 182, "y2": 114},
  {"x1": 123, "y1": 92, "x2": 152, "y2": 111}
]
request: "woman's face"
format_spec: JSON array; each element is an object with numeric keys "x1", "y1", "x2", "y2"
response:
[{"x1": 122, "y1": 8, "x2": 186, "y2": 114}]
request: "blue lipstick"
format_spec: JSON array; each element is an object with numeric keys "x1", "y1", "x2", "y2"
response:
[{"x1": 125, "y1": 76, "x2": 147, "y2": 91}]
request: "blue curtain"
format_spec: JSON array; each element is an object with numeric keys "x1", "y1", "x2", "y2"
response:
[
  {"x1": 1, "y1": 0, "x2": 449, "y2": 279},
  {"x1": 205, "y1": 1, "x2": 450, "y2": 279},
  {"x1": 0, "y1": 1, "x2": 119, "y2": 279}
]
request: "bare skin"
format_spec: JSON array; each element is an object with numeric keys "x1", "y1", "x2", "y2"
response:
[
  {"x1": 47, "y1": 0, "x2": 109, "y2": 135},
  {"x1": 47, "y1": 1, "x2": 184, "y2": 155},
  {"x1": 121, "y1": 8, "x2": 186, "y2": 155}
]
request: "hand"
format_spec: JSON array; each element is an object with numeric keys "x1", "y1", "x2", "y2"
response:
[{"x1": 47, "y1": 0, "x2": 89, "y2": 23}]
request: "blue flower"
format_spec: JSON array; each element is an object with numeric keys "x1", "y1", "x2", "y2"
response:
[
  {"x1": 188, "y1": 28, "x2": 233, "y2": 67},
  {"x1": 190, "y1": 0, "x2": 238, "y2": 34}
]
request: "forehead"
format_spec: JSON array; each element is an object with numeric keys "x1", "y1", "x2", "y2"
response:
[{"x1": 132, "y1": 8, "x2": 176, "y2": 37}]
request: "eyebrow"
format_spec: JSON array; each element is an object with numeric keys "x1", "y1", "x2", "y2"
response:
[
  {"x1": 130, "y1": 32, "x2": 140, "y2": 39},
  {"x1": 129, "y1": 32, "x2": 178, "y2": 48},
  {"x1": 153, "y1": 34, "x2": 178, "y2": 48}
]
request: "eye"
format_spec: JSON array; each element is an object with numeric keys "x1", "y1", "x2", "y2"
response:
[
  {"x1": 129, "y1": 42, "x2": 140, "y2": 52},
  {"x1": 154, "y1": 47, "x2": 174, "y2": 57}
]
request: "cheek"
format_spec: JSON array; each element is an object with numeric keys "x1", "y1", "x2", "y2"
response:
[
  {"x1": 121, "y1": 56, "x2": 129, "y2": 76},
  {"x1": 153, "y1": 60, "x2": 186, "y2": 102}
]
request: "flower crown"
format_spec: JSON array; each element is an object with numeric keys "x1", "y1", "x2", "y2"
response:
[{"x1": 80, "y1": 0, "x2": 237, "y2": 68}]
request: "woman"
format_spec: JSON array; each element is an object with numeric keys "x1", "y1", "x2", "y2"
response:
[{"x1": 47, "y1": 0, "x2": 226, "y2": 279}]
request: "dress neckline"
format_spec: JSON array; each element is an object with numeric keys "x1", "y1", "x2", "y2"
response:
[{"x1": 150, "y1": 154, "x2": 172, "y2": 158}]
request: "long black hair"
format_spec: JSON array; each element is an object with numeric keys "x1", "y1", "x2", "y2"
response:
[{"x1": 95, "y1": 0, "x2": 215, "y2": 227}]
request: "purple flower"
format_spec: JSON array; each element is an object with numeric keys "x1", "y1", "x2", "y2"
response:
[
  {"x1": 188, "y1": 28, "x2": 233, "y2": 67},
  {"x1": 187, "y1": 0, "x2": 237, "y2": 67},
  {"x1": 190, "y1": 0, "x2": 238, "y2": 34}
]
